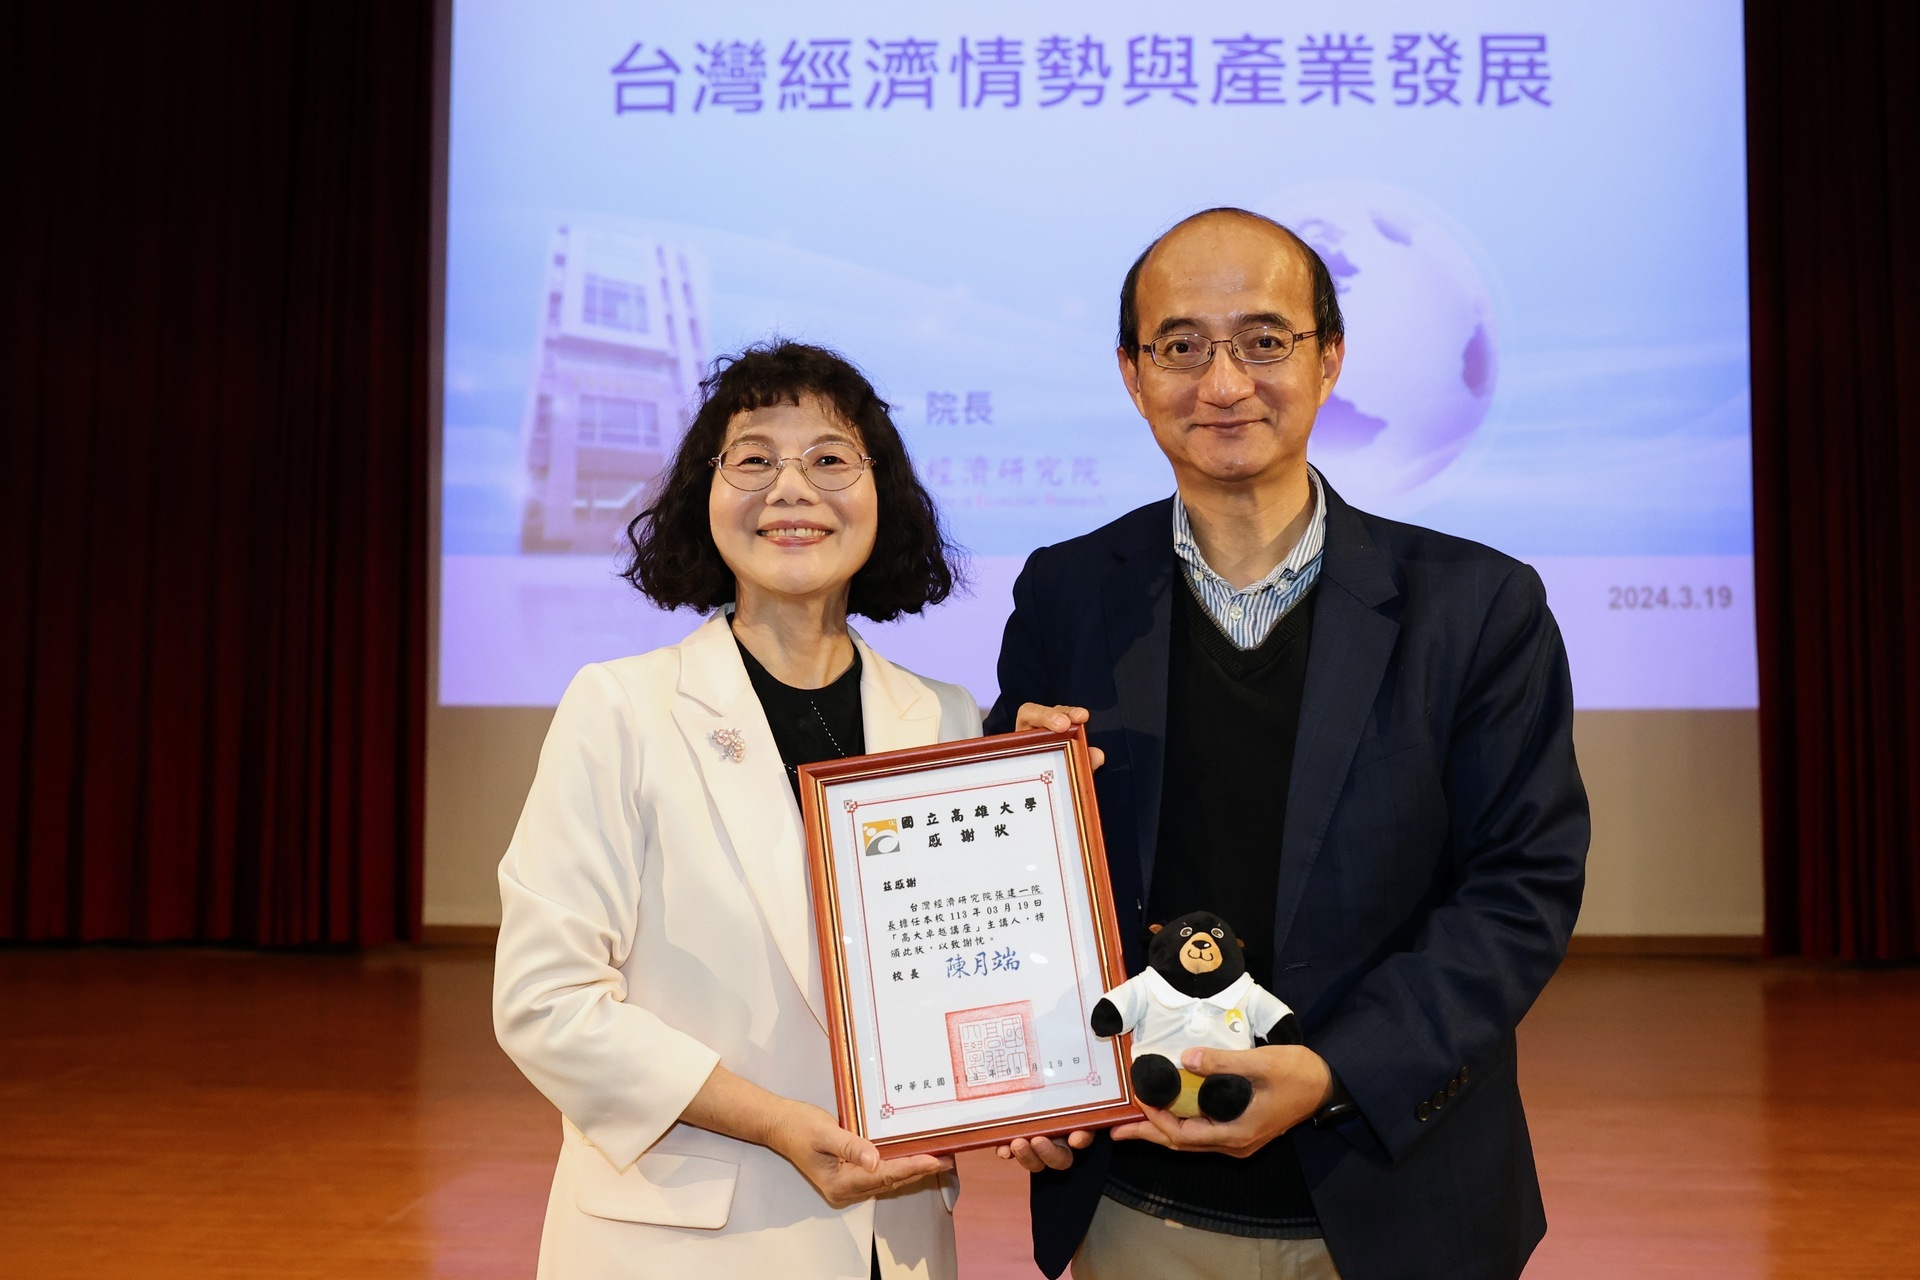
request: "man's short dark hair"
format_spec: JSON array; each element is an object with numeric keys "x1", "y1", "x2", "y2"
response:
[
  {"x1": 621, "y1": 341, "x2": 962, "y2": 621},
  {"x1": 1116, "y1": 207, "x2": 1346, "y2": 357}
]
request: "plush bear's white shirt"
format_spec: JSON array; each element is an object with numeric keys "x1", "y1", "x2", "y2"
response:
[{"x1": 1101, "y1": 968, "x2": 1293, "y2": 1061}]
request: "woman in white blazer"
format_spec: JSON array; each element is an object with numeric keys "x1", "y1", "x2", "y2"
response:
[{"x1": 494, "y1": 343, "x2": 981, "y2": 1280}]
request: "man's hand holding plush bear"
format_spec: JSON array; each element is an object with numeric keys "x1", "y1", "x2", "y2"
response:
[
  {"x1": 1110, "y1": 1042, "x2": 1334, "y2": 1158},
  {"x1": 1094, "y1": 911, "x2": 1336, "y2": 1158},
  {"x1": 996, "y1": 909, "x2": 1339, "y2": 1172}
]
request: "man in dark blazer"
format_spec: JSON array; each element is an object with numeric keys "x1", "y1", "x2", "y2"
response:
[{"x1": 985, "y1": 208, "x2": 1589, "y2": 1280}]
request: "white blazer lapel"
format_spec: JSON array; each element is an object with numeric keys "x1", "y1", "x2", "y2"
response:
[
  {"x1": 670, "y1": 614, "x2": 827, "y2": 1031},
  {"x1": 853, "y1": 629, "x2": 942, "y2": 755}
]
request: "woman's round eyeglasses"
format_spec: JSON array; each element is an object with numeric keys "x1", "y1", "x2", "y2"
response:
[
  {"x1": 1139, "y1": 325, "x2": 1319, "y2": 370},
  {"x1": 709, "y1": 442, "x2": 875, "y2": 492}
]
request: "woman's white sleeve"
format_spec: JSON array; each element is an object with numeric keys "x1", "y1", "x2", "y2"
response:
[
  {"x1": 933, "y1": 678, "x2": 985, "y2": 742},
  {"x1": 493, "y1": 664, "x2": 722, "y2": 1172}
]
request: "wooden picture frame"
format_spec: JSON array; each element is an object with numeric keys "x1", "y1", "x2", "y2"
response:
[{"x1": 799, "y1": 726, "x2": 1142, "y2": 1157}]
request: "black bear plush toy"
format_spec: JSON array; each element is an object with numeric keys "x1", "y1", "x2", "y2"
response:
[{"x1": 1089, "y1": 910, "x2": 1301, "y2": 1122}]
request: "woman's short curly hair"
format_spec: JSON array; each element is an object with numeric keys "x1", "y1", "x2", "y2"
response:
[{"x1": 621, "y1": 341, "x2": 962, "y2": 621}]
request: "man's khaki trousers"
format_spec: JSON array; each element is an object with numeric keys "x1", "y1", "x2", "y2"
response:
[{"x1": 1071, "y1": 1197, "x2": 1343, "y2": 1280}]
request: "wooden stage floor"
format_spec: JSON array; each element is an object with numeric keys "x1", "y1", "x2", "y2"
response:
[{"x1": 2, "y1": 948, "x2": 1914, "y2": 1278}]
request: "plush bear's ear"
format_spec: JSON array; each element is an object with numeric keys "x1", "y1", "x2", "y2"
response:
[
  {"x1": 1147, "y1": 923, "x2": 1163, "y2": 935},
  {"x1": 1237, "y1": 938, "x2": 1246, "y2": 948}
]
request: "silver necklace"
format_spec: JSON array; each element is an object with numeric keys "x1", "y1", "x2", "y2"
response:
[
  {"x1": 785, "y1": 698, "x2": 848, "y2": 779},
  {"x1": 809, "y1": 699, "x2": 847, "y2": 757}
]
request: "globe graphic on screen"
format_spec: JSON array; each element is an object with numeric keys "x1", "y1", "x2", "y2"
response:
[{"x1": 1268, "y1": 184, "x2": 1499, "y2": 510}]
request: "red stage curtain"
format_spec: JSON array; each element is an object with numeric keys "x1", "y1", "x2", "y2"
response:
[
  {"x1": 0, "y1": 3, "x2": 433, "y2": 945},
  {"x1": 1749, "y1": 1, "x2": 1920, "y2": 959}
]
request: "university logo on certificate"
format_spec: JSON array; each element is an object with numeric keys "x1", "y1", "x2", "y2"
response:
[{"x1": 800, "y1": 727, "x2": 1141, "y2": 1156}]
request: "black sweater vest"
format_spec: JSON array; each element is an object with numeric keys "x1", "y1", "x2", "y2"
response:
[{"x1": 1106, "y1": 578, "x2": 1321, "y2": 1237}]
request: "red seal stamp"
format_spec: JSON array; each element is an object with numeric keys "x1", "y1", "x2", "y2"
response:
[{"x1": 946, "y1": 1000, "x2": 1041, "y2": 1101}]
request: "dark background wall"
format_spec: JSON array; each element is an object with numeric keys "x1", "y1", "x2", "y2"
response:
[
  {"x1": 1748, "y1": 0, "x2": 1919, "y2": 960},
  {"x1": 1, "y1": 3, "x2": 434, "y2": 945}
]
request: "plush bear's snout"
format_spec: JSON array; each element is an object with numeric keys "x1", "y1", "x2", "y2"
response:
[{"x1": 1180, "y1": 935, "x2": 1222, "y2": 974}]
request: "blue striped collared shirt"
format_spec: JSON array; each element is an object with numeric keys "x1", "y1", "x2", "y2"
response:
[{"x1": 1171, "y1": 469, "x2": 1327, "y2": 650}]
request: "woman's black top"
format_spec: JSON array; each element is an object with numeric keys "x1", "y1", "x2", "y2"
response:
[
  {"x1": 735, "y1": 635, "x2": 865, "y2": 801},
  {"x1": 734, "y1": 631, "x2": 875, "y2": 1275}
]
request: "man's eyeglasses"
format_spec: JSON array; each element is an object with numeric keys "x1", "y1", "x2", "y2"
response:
[
  {"x1": 709, "y1": 442, "x2": 875, "y2": 492},
  {"x1": 1139, "y1": 325, "x2": 1319, "y2": 371}
]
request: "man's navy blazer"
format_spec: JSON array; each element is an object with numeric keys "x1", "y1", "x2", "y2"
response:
[{"x1": 984, "y1": 484, "x2": 1589, "y2": 1280}]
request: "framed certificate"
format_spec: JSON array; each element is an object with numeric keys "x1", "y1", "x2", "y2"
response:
[{"x1": 799, "y1": 726, "x2": 1142, "y2": 1157}]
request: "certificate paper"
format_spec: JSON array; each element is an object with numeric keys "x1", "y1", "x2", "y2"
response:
[{"x1": 800, "y1": 728, "x2": 1140, "y2": 1156}]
